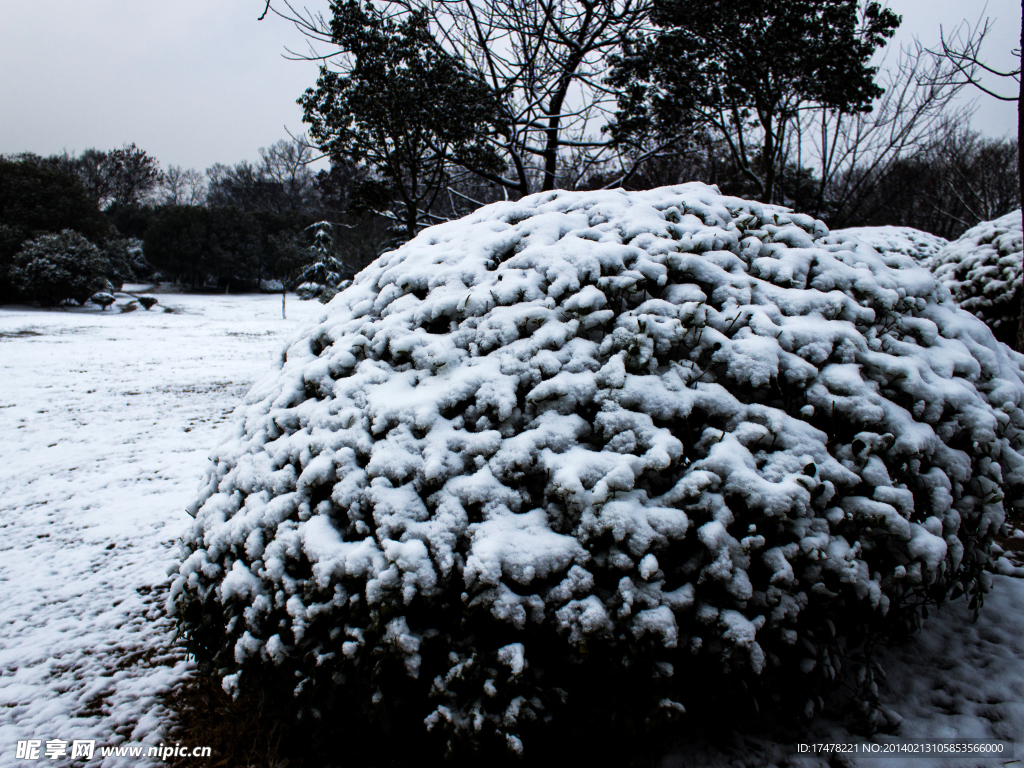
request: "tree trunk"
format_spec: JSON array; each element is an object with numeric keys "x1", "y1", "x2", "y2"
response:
[
  {"x1": 541, "y1": 80, "x2": 571, "y2": 192},
  {"x1": 762, "y1": 123, "x2": 776, "y2": 204},
  {"x1": 407, "y1": 204, "x2": 418, "y2": 242},
  {"x1": 1017, "y1": 14, "x2": 1024, "y2": 352}
]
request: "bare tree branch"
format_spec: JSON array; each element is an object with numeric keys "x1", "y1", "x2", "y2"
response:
[
  {"x1": 929, "y1": 14, "x2": 1021, "y2": 101},
  {"x1": 266, "y1": 0, "x2": 654, "y2": 196}
]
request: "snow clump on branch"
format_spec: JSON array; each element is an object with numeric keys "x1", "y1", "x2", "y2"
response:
[
  {"x1": 828, "y1": 226, "x2": 948, "y2": 269},
  {"x1": 171, "y1": 185, "x2": 1024, "y2": 754}
]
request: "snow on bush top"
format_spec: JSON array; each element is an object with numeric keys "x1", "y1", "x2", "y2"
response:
[
  {"x1": 828, "y1": 226, "x2": 947, "y2": 268},
  {"x1": 931, "y1": 211, "x2": 1022, "y2": 344},
  {"x1": 173, "y1": 185, "x2": 1024, "y2": 752}
]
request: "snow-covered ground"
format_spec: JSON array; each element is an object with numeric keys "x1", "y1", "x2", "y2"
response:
[
  {"x1": 0, "y1": 293, "x2": 324, "y2": 767},
  {"x1": 1, "y1": 291, "x2": 1022, "y2": 767},
  {"x1": 660, "y1": 572, "x2": 1024, "y2": 767}
]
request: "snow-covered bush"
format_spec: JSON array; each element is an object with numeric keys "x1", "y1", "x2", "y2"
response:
[
  {"x1": 316, "y1": 284, "x2": 339, "y2": 305},
  {"x1": 295, "y1": 281, "x2": 322, "y2": 301},
  {"x1": 138, "y1": 296, "x2": 158, "y2": 310},
  {"x1": 931, "y1": 211, "x2": 1022, "y2": 346},
  {"x1": 172, "y1": 185, "x2": 1024, "y2": 754},
  {"x1": 315, "y1": 280, "x2": 353, "y2": 306},
  {"x1": 90, "y1": 292, "x2": 116, "y2": 310},
  {"x1": 829, "y1": 226, "x2": 947, "y2": 269},
  {"x1": 10, "y1": 230, "x2": 109, "y2": 306}
]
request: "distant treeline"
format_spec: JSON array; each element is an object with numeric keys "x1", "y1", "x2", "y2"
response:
[
  {"x1": 0, "y1": 115, "x2": 1018, "y2": 303},
  {"x1": 0, "y1": 139, "x2": 393, "y2": 302}
]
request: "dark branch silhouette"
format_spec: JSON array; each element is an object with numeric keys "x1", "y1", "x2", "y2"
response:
[{"x1": 932, "y1": 15, "x2": 1021, "y2": 102}]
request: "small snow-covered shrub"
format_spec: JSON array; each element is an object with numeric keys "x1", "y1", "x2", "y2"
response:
[
  {"x1": 172, "y1": 185, "x2": 1024, "y2": 754},
  {"x1": 829, "y1": 226, "x2": 948, "y2": 269},
  {"x1": 931, "y1": 211, "x2": 1022, "y2": 346},
  {"x1": 90, "y1": 292, "x2": 116, "y2": 310},
  {"x1": 317, "y1": 285, "x2": 339, "y2": 305},
  {"x1": 138, "y1": 296, "x2": 158, "y2": 310},
  {"x1": 11, "y1": 230, "x2": 109, "y2": 306},
  {"x1": 296, "y1": 281, "x2": 322, "y2": 301}
]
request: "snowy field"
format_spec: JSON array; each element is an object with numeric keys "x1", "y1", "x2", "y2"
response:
[
  {"x1": 0, "y1": 294, "x2": 324, "y2": 766},
  {"x1": 0, "y1": 292, "x2": 1023, "y2": 767}
]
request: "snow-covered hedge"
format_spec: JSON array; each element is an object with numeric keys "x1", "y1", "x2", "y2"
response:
[
  {"x1": 931, "y1": 211, "x2": 1022, "y2": 346},
  {"x1": 828, "y1": 226, "x2": 947, "y2": 269},
  {"x1": 11, "y1": 230, "x2": 109, "y2": 306},
  {"x1": 172, "y1": 185, "x2": 1024, "y2": 753}
]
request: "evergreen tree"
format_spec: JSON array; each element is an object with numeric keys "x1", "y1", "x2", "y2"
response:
[
  {"x1": 299, "y1": 1, "x2": 506, "y2": 241},
  {"x1": 296, "y1": 221, "x2": 346, "y2": 300},
  {"x1": 608, "y1": 0, "x2": 900, "y2": 203}
]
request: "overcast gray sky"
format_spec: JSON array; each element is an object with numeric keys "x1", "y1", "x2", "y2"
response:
[{"x1": 0, "y1": 0, "x2": 1019, "y2": 173}]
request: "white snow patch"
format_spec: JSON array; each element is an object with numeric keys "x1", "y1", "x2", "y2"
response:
[{"x1": 0, "y1": 295, "x2": 322, "y2": 765}]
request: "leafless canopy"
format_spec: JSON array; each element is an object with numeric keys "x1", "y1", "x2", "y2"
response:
[
  {"x1": 262, "y1": 0, "x2": 654, "y2": 198},
  {"x1": 932, "y1": 14, "x2": 1021, "y2": 102},
  {"x1": 792, "y1": 39, "x2": 978, "y2": 225}
]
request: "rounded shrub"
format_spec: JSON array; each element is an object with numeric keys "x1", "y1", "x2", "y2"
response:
[
  {"x1": 171, "y1": 185, "x2": 1024, "y2": 755},
  {"x1": 930, "y1": 210, "x2": 1022, "y2": 346},
  {"x1": 11, "y1": 230, "x2": 109, "y2": 306},
  {"x1": 90, "y1": 292, "x2": 116, "y2": 310}
]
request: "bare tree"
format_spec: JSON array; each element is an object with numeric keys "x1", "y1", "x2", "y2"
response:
[
  {"x1": 830, "y1": 124, "x2": 1018, "y2": 238},
  {"x1": 73, "y1": 148, "x2": 115, "y2": 204},
  {"x1": 933, "y1": 14, "x2": 1021, "y2": 210},
  {"x1": 794, "y1": 40, "x2": 976, "y2": 227},
  {"x1": 934, "y1": 15, "x2": 1021, "y2": 103},
  {"x1": 206, "y1": 137, "x2": 320, "y2": 214},
  {"x1": 160, "y1": 165, "x2": 207, "y2": 206},
  {"x1": 931, "y1": 127, "x2": 1019, "y2": 228},
  {"x1": 258, "y1": 137, "x2": 320, "y2": 212},
  {"x1": 206, "y1": 160, "x2": 269, "y2": 211},
  {"x1": 263, "y1": 0, "x2": 653, "y2": 200}
]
